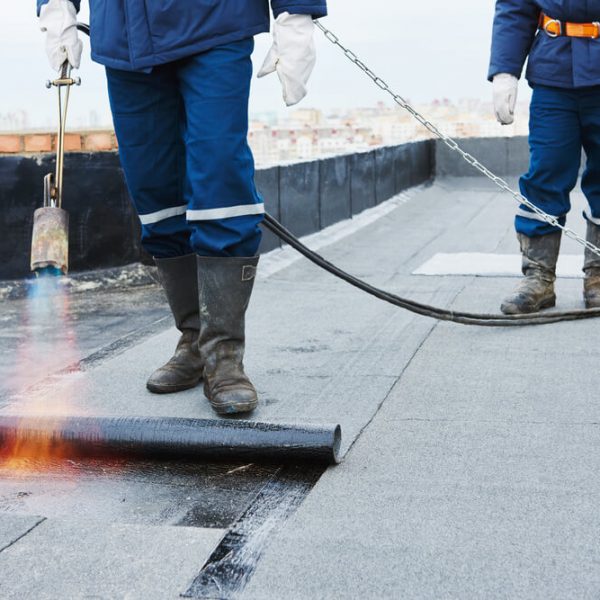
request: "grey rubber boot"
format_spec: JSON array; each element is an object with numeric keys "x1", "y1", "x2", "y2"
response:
[
  {"x1": 583, "y1": 221, "x2": 600, "y2": 309},
  {"x1": 197, "y1": 256, "x2": 259, "y2": 415},
  {"x1": 501, "y1": 232, "x2": 561, "y2": 315},
  {"x1": 147, "y1": 254, "x2": 204, "y2": 394}
]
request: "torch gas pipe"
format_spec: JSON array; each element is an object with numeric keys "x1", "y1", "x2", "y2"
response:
[{"x1": 44, "y1": 62, "x2": 80, "y2": 210}]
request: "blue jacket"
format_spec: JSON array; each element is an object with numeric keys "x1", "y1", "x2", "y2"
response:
[
  {"x1": 38, "y1": 0, "x2": 327, "y2": 72},
  {"x1": 489, "y1": 0, "x2": 600, "y2": 88}
]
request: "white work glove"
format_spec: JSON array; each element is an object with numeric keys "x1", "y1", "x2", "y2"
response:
[
  {"x1": 39, "y1": 0, "x2": 83, "y2": 72},
  {"x1": 257, "y1": 12, "x2": 316, "y2": 107},
  {"x1": 493, "y1": 73, "x2": 519, "y2": 125}
]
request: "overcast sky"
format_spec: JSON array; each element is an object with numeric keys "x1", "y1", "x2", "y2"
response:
[{"x1": 1, "y1": 2, "x2": 528, "y2": 129}]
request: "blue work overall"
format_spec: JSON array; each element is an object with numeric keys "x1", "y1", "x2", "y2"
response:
[{"x1": 106, "y1": 39, "x2": 264, "y2": 258}]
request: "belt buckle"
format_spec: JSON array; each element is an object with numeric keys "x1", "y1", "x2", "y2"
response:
[
  {"x1": 544, "y1": 18, "x2": 562, "y2": 37},
  {"x1": 594, "y1": 22, "x2": 600, "y2": 39}
]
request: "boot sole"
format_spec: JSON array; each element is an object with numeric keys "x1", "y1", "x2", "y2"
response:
[
  {"x1": 146, "y1": 379, "x2": 202, "y2": 395},
  {"x1": 501, "y1": 295, "x2": 556, "y2": 315},
  {"x1": 211, "y1": 400, "x2": 258, "y2": 416}
]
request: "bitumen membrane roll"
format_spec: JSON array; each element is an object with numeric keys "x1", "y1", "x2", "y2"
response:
[{"x1": 0, "y1": 416, "x2": 342, "y2": 465}]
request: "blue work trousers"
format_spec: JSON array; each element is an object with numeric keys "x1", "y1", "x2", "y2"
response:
[
  {"x1": 106, "y1": 38, "x2": 263, "y2": 258},
  {"x1": 517, "y1": 85, "x2": 600, "y2": 237}
]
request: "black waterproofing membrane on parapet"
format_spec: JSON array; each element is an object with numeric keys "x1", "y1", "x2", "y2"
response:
[{"x1": 0, "y1": 416, "x2": 342, "y2": 465}]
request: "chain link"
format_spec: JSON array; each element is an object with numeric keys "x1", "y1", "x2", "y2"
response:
[{"x1": 315, "y1": 20, "x2": 600, "y2": 258}]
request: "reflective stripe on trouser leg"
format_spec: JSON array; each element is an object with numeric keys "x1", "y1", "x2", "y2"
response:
[
  {"x1": 106, "y1": 65, "x2": 193, "y2": 259},
  {"x1": 517, "y1": 86, "x2": 581, "y2": 237},
  {"x1": 177, "y1": 39, "x2": 263, "y2": 258}
]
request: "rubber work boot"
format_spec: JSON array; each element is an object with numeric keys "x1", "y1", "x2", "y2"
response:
[
  {"x1": 583, "y1": 221, "x2": 600, "y2": 309},
  {"x1": 196, "y1": 256, "x2": 259, "y2": 415},
  {"x1": 501, "y1": 232, "x2": 561, "y2": 315},
  {"x1": 147, "y1": 254, "x2": 204, "y2": 394}
]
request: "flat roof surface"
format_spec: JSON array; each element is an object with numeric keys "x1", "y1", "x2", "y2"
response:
[{"x1": 1, "y1": 177, "x2": 598, "y2": 599}]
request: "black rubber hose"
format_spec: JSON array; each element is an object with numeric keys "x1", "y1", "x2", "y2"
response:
[
  {"x1": 263, "y1": 213, "x2": 600, "y2": 327},
  {"x1": 0, "y1": 416, "x2": 342, "y2": 465}
]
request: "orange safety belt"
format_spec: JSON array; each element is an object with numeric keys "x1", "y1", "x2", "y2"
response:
[{"x1": 540, "y1": 13, "x2": 600, "y2": 38}]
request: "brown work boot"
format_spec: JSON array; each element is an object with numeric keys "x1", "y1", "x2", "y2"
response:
[
  {"x1": 196, "y1": 256, "x2": 259, "y2": 416},
  {"x1": 501, "y1": 232, "x2": 561, "y2": 315},
  {"x1": 147, "y1": 254, "x2": 204, "y2": 394},
  {"x1": 583, "y1": 221, "x2": 600, "y2": 309}
]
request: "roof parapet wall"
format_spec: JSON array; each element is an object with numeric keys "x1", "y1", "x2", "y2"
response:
[
  {"x1": 0, "y1": 141, "x2": 434, "y2": 280},
  {"x1": 435, "y1": 136, "x2": 529, "y2": 178}
]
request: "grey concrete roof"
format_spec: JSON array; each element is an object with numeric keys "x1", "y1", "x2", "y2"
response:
[{"x1": 1, "y1": 177, "x2": 599, "y2": 598}]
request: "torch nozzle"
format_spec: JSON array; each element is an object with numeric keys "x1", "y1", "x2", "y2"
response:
[{"x1": 30, "y1": 206, "x2": 69, "y2": 276}]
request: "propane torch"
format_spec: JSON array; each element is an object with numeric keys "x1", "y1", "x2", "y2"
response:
[{"x1": 30, "y1": 62, "x2": 80, "y2": 276}]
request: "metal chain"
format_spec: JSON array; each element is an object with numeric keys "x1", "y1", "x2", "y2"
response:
[{"x1": 315, "y1": 20, "x2": 600, "y2": 258}]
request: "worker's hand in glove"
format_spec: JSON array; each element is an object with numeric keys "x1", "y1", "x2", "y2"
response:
[
  {"x1": 257, "y1": 12, "x2": 316, "y2": 107},
  {"x1": 493, "y1": 73, "x2": 519, "y2": 125},
  {"x1": 39, "y1": 0, "x2": 83, "y2": 72}
]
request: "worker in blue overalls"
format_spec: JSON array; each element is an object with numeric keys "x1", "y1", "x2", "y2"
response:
[
  {"x1": 38, "y1": 0, "x2": 327, "y2": 415},
  {"x1": 490, "y1": 1, "x2": 600, "y2": 314}
]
